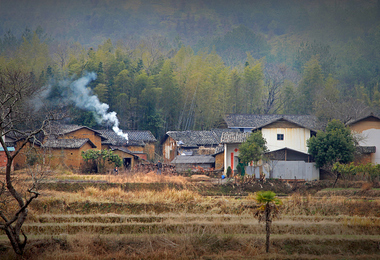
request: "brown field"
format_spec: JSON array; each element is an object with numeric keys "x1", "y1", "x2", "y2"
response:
[{"x1": 1, "y1": 169, "x2": 380, "y2": 259}]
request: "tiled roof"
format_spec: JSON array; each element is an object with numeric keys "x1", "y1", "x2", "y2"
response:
[
  {"x1": 264, "y1": 147, "x2": 313, "y2": 161},
  {"x1": 43, "y1": 138, "x2": 96, "y2": 149},
  {"x1": 98, "y1": 129, "x2": 128, "y2": 146},
  {"x1": 166, "y1": 131, "x2": 218, "y2": 147},
  {"x1": 98, "y1": 129, "x2": 156, "y2": 146},
  {"x1": 221, "y1": 132, "x2": 251, "y2": 144},
  {"x1": 109, "y1": 145, "x2": 134, "y2": 154},
  {"x1": 130, "y1": 150, "x2": 144, "y2": 154},
  {"x1": 356, "y1": 146, "x2": 376, "y2": 154},
  {"x1": 171, "y1": 155, "x2": 215, "y2": 164},
  {"x1": 164, "y1": 129, "x2": 239, "y2": 147},
  {"x1": 211, "y1": 128, "x2": 240, "y2": 142},
  {"x1": 123, "y1": 130, "x2": 157, "y2": 143},
  {"x1": 266, "y1": 147, "x2": 311, "y2": 155},
  {"x1": 5, "y1": 130, "x2": 44, "y2": 144},
  {"x1": 346, "y1": 113, "x2": 380, "y2": 126},
  {"x1": 45, "y1": 123, "x2": 102, "y2": 137},
  {"x1": 3, "y1": 135, "x2": 16, "y2": 146},
  {"x1": 212, "y1": 145, "x2": 224, "y2": 156},
  {"x1": 224, "y1": 114, "x2": 319, "y2": 131}
]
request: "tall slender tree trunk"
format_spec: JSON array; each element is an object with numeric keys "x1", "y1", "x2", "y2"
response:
[
  {"x1": 3, "y1": 159, "x2": 28, "y2": 255},
  {"x1": 4, "y1": 215, "x2": 27, "y2": 255},
  {"x1": 333, "y1": 172, "x2": 341, "y2": 188},
  {"x1": 265, "y1": 203, "x2": 271, "y2": 253}
]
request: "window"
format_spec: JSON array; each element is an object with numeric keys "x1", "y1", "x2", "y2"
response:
[{"x1": 277, "y1": 134, "x2": 284, "y2": 141}]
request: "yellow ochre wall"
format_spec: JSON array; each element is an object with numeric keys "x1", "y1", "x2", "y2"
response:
[
  {"x1": 127, "y1": 144, "x2": 155, "y2": 161},
  {"x1": 59, "y1": 128, "x2": 102, "y2": 150},
  {"x1": 214, "y1": 152, "x2": 224, "y2": 170},
  {"x1": 144, "y1": 143, "x2": 156, "y2": 161},
  {"x1": 47, "y1": 143, "x2": 94, "y2": 168},
  {"x1": 102, "y1": 144, "x2": 137, "y2": 169},
  {"x1": 112, "y1": 150, "x2": 136, "y2": 169},
  {"x1": 13, "y1": 142, "x2": 41, "y2": 169},
  {"x1": 349, "y1": 118, "x2": 380, "y2": 133}
]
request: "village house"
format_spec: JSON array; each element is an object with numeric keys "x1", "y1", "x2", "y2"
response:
[
  {"x1": 161, "y1": 129, "x2": 237, "y2": 164},
  {"x1": 171, "y1": 155, "x2": 215, "y2": 172},
  {"x1": 43, "y1": 138, "x2": 97, "y2": 168},
  {"x1": 42, "y1": 124, "x2": 103, "y2": 169},
  {"x1": 12, "y1": 124, "x2": 157, "y2": 171},
  {"x1": 346, "y1": 113, "x2": 379, "y2": 164},
  {"x1": 98, "y1": 129, "x2": 143, "y2": 169},
  {"x1": 221, "y1": 114, "x2": 320, "y2": 181},
  {"x1": 15, "y1": 124, "x2": 105, "y2": 169},
  {"x1": 46, "y1": 124, "x2": 103, "y2": 149},
  {"x1": 161, "y1": 130, "x2": 220, "y2": 163},
  {"x1": 122, "y1": 130, "x2": 157, "y2": 161}
]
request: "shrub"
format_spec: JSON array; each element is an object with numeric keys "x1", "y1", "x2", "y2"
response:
[{"x1": 226, "y1": 166, "x2": 232, "y2": 178}]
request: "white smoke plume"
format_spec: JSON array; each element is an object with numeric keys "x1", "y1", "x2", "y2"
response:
[{"x1": 66, "y1": 72, "x2": 128, "y2": 141}]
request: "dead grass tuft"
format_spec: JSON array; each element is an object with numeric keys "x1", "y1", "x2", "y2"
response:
[
  {"x1": 106, "y1": 171, "x2": 189, "y2": 184},
  {"x1": 80, "y1": 186, "x2": 202, "y2": 204},
  {"x1": 19, "y1": 234, "x2": 259, "y2": 260},
  {"x1": 362, "y1": 182, "x2": 373, "y2": 191},
  {"x1": 13, "y1": 233, "x2": 380, "y2": 260},
  {"x1": 281, "y1": 193, "x2": 380, "y2": 217}
]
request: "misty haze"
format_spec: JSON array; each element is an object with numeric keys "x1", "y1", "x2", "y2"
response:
[{"x1": 1, "y1": 1, "x2": 380, "y2": 259}]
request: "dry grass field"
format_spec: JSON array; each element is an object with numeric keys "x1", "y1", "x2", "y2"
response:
[{"x1": 1, "y1": 169, "x2": 380, "y2": 259}]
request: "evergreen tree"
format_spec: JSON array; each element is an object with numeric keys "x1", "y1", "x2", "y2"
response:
[
  {"x1": 307, "y1": 119, "x2": 355, "y2": 169},
  {"x1": 242, "y1": 59, "x2": 264, "y2": 114},
  {"x1": 239, "y1": 131, "x2": 268, "y2": 166},
  {"x1": 298, "y1": 57, "x2": 324, "y2": 114},
  {"x1": 157, "y1": 60, "x2": 180, "y2": 132}
]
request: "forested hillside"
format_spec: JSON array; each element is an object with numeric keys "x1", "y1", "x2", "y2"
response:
[{"x1": 1, "y1": 0, "x2": 380, "y2": 139}]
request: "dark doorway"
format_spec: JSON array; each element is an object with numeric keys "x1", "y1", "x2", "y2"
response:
[{"x1": 123, "y1": 158, "x2": 132, "y2": 169}]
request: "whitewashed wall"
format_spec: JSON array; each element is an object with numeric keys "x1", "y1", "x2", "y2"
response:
[
  {"x1": 224, "y1": 127, "x2": 313, "y2": 175},
  {"x1": 262, "y1": 128, "x2": 311, "y2": 153},
  {"x1": 224, "y1": 143, "x2": 241, "y2": 173},
  {"x1": 358, "y1": 128, "x2": 380, "y2": 164}
]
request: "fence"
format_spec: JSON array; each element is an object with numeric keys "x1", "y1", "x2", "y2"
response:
[{"x1": 245, "y1": 161, "x2": 319, "y2": 181}]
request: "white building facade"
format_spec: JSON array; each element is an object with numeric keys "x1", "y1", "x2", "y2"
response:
[
  {"x1": 222, "y1": 115, "x2": 319, "y2": 180},
  {"x1": 347, "y1": 114, "x2": 380, "y2": 164}
]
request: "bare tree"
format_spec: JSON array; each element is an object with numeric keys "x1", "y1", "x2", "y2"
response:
[
  {"x1": 132, "y1": 35, "x2": 173, "y2": 75},
  {"x1": 262, "y1": 64, "x2": 300, "y2": 114},
  {"x1": 51, "y1": 41, "x2": 69, "y2": 69},
  {"x1": 0, "y1": 68, "x2": 58, "y2": 256},
  {"x1": 316, "y1": 96, "x2": 370, "y2": 129}
]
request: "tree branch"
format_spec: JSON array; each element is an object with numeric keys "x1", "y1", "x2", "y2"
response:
[{"x1": 5, "y1": 190, "x2": 39, "y2": 227}]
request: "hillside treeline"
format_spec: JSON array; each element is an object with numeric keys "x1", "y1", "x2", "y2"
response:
[
  {"x1": 0, "y1": 28, "x2": 378, "y2": 138},
  {"x1": 1, "y1": 0, "x2": 380, "y2": 138}
]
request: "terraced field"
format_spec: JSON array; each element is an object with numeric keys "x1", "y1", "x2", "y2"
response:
[{"x1": 1, "y1": 171, "x2": 380, "y2": 259}]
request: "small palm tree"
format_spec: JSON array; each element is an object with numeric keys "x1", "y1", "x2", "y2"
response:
[{"x1": 254, "y1": 191, "x2": 282, "y2": 253}]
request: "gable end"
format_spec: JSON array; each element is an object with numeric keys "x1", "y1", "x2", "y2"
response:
[{"x1": 264, "y1": 119, "x2": 303, "y2": 129}]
